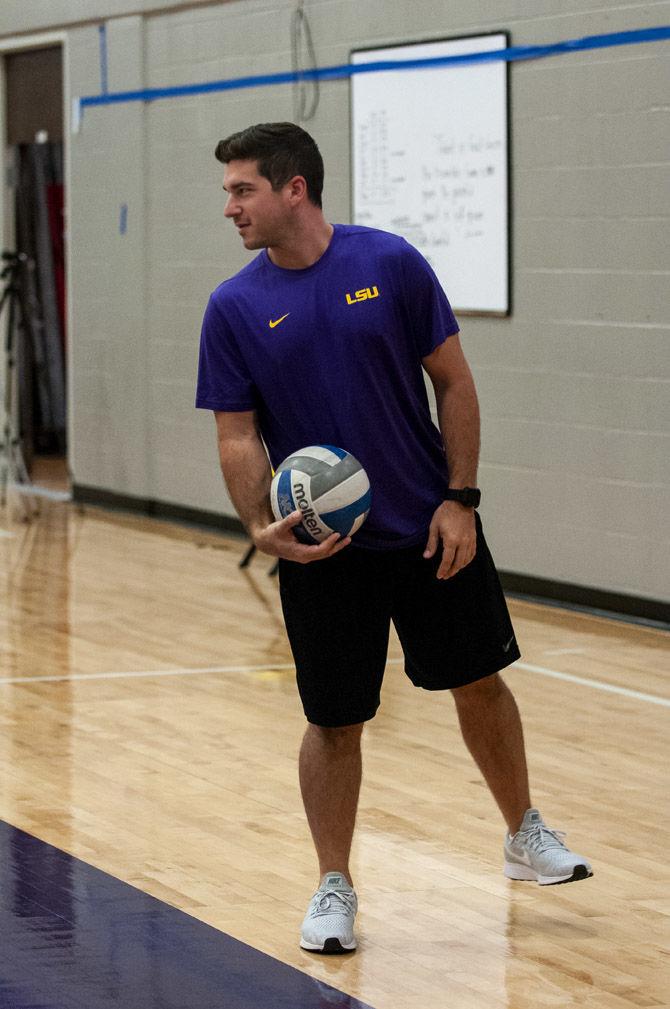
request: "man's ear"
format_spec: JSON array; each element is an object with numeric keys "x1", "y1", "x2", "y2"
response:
[{"x1": 286, "y1": 175, "x2": 307, "y2": 205}]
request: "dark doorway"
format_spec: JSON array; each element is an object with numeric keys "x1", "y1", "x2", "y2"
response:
[{"x1": 4, "y1": 45, "x2": 67, "y2": 489}]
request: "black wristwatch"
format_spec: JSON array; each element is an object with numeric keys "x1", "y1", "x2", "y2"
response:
[{"x1": 444, "y1": 487, "x2": 481, "y2": 509}]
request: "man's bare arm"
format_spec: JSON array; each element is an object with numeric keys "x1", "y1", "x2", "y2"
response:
[
  {"x1": 214, "y1": 410, "x2": 350, "y2": 562},
  {"x1": 421, "y1": 335, "x2": 480, "y2": 579},
  {"x1": 214, "y1": 410, "x2": 273, "y2": 540},
  {"x1": 423, "y1": 334, "x2": 480, "y2": 488}
]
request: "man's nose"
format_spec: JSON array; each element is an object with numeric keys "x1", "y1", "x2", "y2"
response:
[{"x1": 223, "y1": 195, "x2": 238, "y2": 218}]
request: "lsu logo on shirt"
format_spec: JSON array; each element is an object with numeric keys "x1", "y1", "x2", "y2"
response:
[{"x1": 345, "y1": 286, "x2": 379, "y2": 305}]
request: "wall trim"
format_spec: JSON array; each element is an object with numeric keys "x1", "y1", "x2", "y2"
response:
[
  {"x1": 72, "y1": 483, "x2": 245, "y2": 538},
  {"x1": 0, "y1": 2, "x2": 227, "y2": 41},
  {"x1": 72, "y1": 484, "x2": 669, "y2": 629},
  {"x1": 500, "y1": 572, "x2": 669, "y2": 629}
]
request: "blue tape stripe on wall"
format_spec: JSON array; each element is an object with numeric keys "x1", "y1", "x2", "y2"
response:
[
  {"x1": 0, "y1": 820, "x2": 374, "y2": 1009},
  {"x1": 79, "y1": 26, "x2": 670, "y2": 110}
]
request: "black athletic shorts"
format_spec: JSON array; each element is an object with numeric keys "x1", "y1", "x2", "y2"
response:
[{"x1": 278, "y1": 513, "x2": 521, "y2": 727}]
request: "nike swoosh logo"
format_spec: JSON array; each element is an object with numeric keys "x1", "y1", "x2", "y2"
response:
[
  {"x1": 503, "y1": 635, "x2": 516, "y2": 653},
  {"x1": 269, "y1": 313, "x2": 290, "y2": 328}
]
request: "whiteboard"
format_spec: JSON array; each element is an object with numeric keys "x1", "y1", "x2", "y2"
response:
[{"x1": 351, "y1": 34, "x2": 509, "y2": 315}]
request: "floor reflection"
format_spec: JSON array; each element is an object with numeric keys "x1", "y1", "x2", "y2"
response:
[
  {"x1": 1, "y1": 500, "x2": 74, "y2": 857},
  {"x1": 503, "y1": 890, "x2": 599, "y2": 1007}
]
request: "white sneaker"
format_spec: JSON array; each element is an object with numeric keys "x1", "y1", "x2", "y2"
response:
[
  {"x1": 504, "y1": 808, "x2": 593, "y2": 885},
  {"x1": 300, "y1": 872, "x2": 358, "y2": 954}
]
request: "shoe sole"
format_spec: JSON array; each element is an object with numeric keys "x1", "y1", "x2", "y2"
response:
[
  {"x1": 300, "y1": 937, "x2": 357, "y2": 954},
  {"x1": 504, "y1": 861, "x2": 593, "y2": 885}
]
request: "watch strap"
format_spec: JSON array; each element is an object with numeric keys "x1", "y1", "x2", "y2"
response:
[{"x1": 444, "y1": 487, "x2": 481, "y2": 508}]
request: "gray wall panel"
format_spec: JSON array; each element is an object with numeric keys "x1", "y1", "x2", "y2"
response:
[
  {"x1": 2, "y1": 0, "x2": 667, "y2": 603},
  {"x1": 69, "y1": 16, "x2": 151, "y2": 496}
]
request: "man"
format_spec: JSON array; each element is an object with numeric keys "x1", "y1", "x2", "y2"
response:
[{"x1": 196, "y1": 122, "x2": 592, "y2": 955}]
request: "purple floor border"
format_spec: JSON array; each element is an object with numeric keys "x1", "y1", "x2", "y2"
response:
[{"x1": 0, "y1": 820, "x2": 374, "y2": 1009}]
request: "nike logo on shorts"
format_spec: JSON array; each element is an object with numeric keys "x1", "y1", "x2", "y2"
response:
[{"x1": 269, "y1": 313, "x2": 290, "y2": 328}]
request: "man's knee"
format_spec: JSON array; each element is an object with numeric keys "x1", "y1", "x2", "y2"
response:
[
  {"x1": 452, "y1": 672, "x2": 506, "y2": 707},
  {"x1": 306, "y1": 721, "x2": 365, "y2": 753}
]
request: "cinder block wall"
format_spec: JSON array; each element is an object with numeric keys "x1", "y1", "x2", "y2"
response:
[{"x1": 1, "y1": 0, "x2": 667, "y2": 603}]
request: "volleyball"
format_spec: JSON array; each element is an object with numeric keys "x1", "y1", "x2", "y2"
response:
[{"x1": 270, "y1": 445, "x2": 371, "y2": 544}]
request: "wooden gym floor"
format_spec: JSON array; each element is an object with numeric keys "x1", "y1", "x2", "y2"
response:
[{"x1": 0, "y1": 494, "x2": 668, "y2": 1008}]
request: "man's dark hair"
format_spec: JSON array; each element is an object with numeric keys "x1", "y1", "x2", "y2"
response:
[{"x1": 215, "y1": 122, "x2": 324, "y2": 208}]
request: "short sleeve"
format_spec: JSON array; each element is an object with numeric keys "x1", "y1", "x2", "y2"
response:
[
  {"x1": 195, "y1": 294, "x2": 257, "y2": 411},
  {"x1": 399, "y1": 240, "x2": 460, "y2": 358}
]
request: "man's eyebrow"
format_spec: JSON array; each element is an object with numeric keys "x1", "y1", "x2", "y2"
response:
[{"x1": 222, "y1": 180, "x2": 255, "y2": 192}]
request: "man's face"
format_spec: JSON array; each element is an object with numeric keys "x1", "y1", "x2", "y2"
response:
[{"x1": 223, "y1": 159, "x2": 292, "y2": 250}]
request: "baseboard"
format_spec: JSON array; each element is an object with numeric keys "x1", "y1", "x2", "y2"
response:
[
  {"x1": 71, "y1": 484, "x2": 668, "y2": 629},
  {"x1": 500, "y1": 571, "x2": 669, "y2": 629},
  {"x1": 71, "y1": 483, "x2": 246, "y2": 538}
]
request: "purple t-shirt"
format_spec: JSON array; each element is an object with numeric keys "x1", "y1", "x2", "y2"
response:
[{"x1": 196, "y1": 224, "x2": 459, "y2": 549}]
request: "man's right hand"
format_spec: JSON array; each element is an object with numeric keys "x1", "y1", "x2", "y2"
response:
[{"x1": 252, "y1": 510, "x2": 351, "y2": 563}]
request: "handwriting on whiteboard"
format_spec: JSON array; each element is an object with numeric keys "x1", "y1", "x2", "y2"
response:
[{"x1": 355, "y1": 110, "x2": 503, "y2": 267}]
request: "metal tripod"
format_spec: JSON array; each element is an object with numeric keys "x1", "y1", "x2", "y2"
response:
[
  {"x1": 0, "y1": 252, "x2": 39, "y2": 519},
  {"x1": 239, "y1": 543, "x2": 279, "y2": 577}
]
